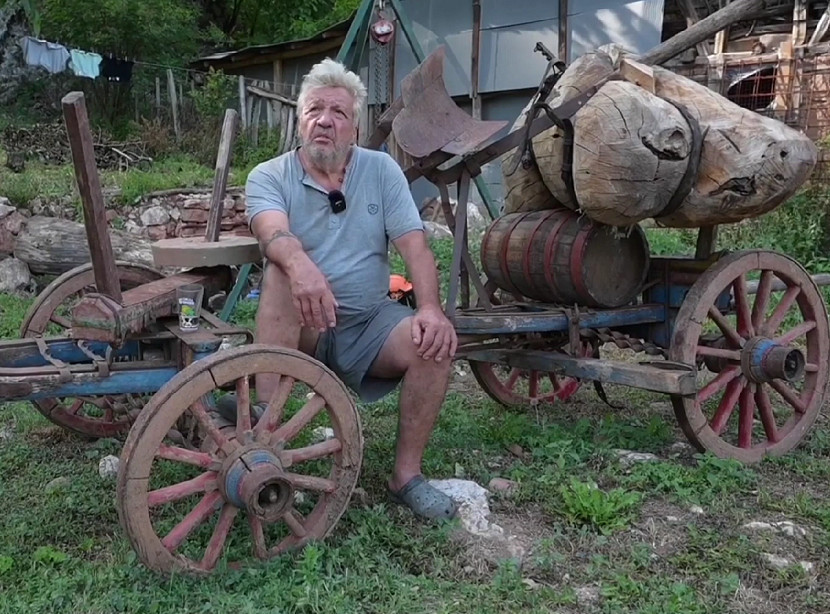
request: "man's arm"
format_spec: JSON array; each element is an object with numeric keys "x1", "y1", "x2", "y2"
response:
[
  {"x1": 393, "y1": 230, "x2": 457, "y2": 361},
  {"x1": 251, "y1": 210, "x2": 337, "y2": 331}
]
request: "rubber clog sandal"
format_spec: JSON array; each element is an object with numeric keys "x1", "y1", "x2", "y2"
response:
[
  {"x1": 389, "y1": 475, "x2": 458, "y2": 521},
  {"x1": 215, "y1": 393, "x2": 267, "y2": 426}
]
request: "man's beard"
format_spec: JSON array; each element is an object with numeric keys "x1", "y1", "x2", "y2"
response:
[{"x1": 303, "y1": 138, "x2": 351, "y2": 172}]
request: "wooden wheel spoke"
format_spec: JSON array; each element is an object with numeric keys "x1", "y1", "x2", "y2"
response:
[
  {"x1": 269, "y1": 394, "x2": 327, "y2": 445},
  {"x1": 709, "y1": 378, "x2": 745, "y2": 436},
  {"x1": 770, "y1": 379, "x2": 807, "y2": 413},
  {"x1": 696, "y1": 345, "x2": 741, "y2": 361},
  {"x1": 548, "y1": 373, "x2": 561, "y2": 392},
  {"x1": 190, "y1": 398, "x2": 235, "y2": 455},
  {"x1": 282, "y1": 508, "x2": 307, "y2": 538},
  {"x1": 285, "y1": 472, "x2": 337, "y2": 493},
  {"x1": 738, "y1": 384, "x2": 755, "y2": 448},
  {"x1": 528, "y1": 371, "x2": 540, "y2": 399},
  {"x1": 200, "y1": 504, "x2": 239, "y2": 570},
  {"x1": 283, "y1": 438, "x2": 342, "y2": 465},
  {"x1": 147, "y1": 471, "x2": 217, "y2": 507},
  {"x1": 806, "y1": 363, "x2": 819, "y2": 373},
  {"x1": 504, "y1": 368, "x2": 521, "y2": 391},
  {"x1": 764, "y1": 285, "x2": 800, "y2": 336},
  {"x1": 733, "y1": 273, "x2": 754, "y2": 338},
  {"x1": 697, "y1": 365, "x2": 741, "y2": 405},
  {"x1": 67, "y1": 398, "x2": 85, "y2": 415},
  {"x1": 49, "y1": 313, "x2": 72, "y2": 329},
  {"x1": 161, "y1": 490, "x2": 222, "y2": 552},
  {"x1": 235, "y1": 375, "x2": 251, "y2": 439},
  {"x1": 156, "y1": 445, "x2": 215, "y2": 469},
  {"x1": 708, "y1": 305, "x2": 745, "y2": 348},
  {"x1": 249, "y1": 516, "x2": 267, "y2": 559},
  {"x1": 756, "y1": 386, "x2": 780, "y2": 443},
  {"x1": 255, "y1": 376, "x2": 296, "y2": 434},
  {"x1": 751, "y1": 270, "x2": 774, "y2": 330},
  {"x1": 775, "y1": 320, "x2": 816, "y2": 346}
]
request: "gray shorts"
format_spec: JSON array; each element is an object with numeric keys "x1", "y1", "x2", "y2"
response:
[{"x1": 314, "y1": 299, "x2": 414, "y2": 402}]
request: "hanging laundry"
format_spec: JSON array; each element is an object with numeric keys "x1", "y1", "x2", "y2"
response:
[
  {"x1": 69, "y1": 49, "x2": 102, "y2": 79},
  {"x1": 100, "y1": 56, "x2": 134, "y2": 83},
  {"x1": 20, "y1": 37, "x2": 70, "y2": 74}
]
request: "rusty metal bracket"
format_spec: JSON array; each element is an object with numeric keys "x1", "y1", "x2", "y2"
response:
[
  {"x1": 35, "y1": 336, "x2": 72, "y2": 383},
  {"x1": 77, "y1": 340, "x2": 112, "y2": 377}
]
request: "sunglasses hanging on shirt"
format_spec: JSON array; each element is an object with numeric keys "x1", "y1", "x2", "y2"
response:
[{"x1": 328, "y1": 190, "x2": 347, "y2": 214}]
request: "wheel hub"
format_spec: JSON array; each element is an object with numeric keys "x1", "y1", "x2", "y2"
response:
[
  {"x1": 219, "y1": 445, "x2": 293, "y2": 523},
  {"x1": 741, "y1": 336, "x2": 806, "y2": 383}
]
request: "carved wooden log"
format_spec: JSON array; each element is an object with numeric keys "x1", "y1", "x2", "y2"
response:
[
  {"x1": 528, "y1": 47, "x2": 818, "y2": 227},
  {"x1": 13, "y1": 216, "x2": 155, "y2": 274}
]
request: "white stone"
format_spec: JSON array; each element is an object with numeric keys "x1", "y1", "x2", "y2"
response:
[
  {"x1": 666, "y1": 515, "x2": 680, "y2": 522},
  {"x1": 689, "y1": 505, "x2": 705, "y2": 515},
  {"x1": 742, "y1": 520, "x2": 807, "y2": 538},
  {"x1": 800, "y1": 561, "x2": 815, "y2": 573},
  {"x1": 168, "y1": 207, "x2": 180, "y2": 221},
  {"x1": 124, "y1": 220, "x2": 142, "y2": 235},
  {"x1": 311, "y1": 426, "x2": 335, "y2": 442},
  {"x1": 0, "y1": 424, "x2": 12, "y2": 443},
  {"x1": 575, "y1": 586, "x2": 601, "y2": 605},
  {"x1": 45, "y1": 476, "x2": 70, "y2": 494},
  {"x1": 670, "y1": 441, "x2": 694, "y2": 454},
  {"x1": 423, "y1": 221, "x2": 453, "y2": 240},
  {"x1": 0, "y1": 258, "x2": 32, "y2": 294},
  {"x1": 488, "y1": 477, "x2": 519, "y2": 495},
  {"x1": 0, "y1": 202, "x2": 16, "y2": 219},
  {"x1": 615, "y1": 449, "x2": 660, "y2": 467},
  {"x1": 98, "y1": 455, "x2": 120, "y2": 479},
  {"x1": 761, "y1": 553, "x2": 791, "y2": 571},
  {"x1": 429, "y1": 478, "x2": 503, "y2": 538},
  {"x1": 294, "y1": 491, "x2": 305, "y2": 506},
  {"x1": 139, "y1": 205, "x2": 170, "y2": 227}
]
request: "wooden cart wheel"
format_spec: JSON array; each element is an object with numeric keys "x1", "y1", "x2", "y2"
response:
[
  {"x1": 117, "y1": 344, "x2": 362, "y2": 575},
  {"x1": 20, "y1": 261, "x2": 163, "y2": 438},
  {"x1": 469, "y1": 340, "x2": 595, "y2": 407},
  {"x1": 670, "y1": 250, "x2": 829, "y2": 462}
]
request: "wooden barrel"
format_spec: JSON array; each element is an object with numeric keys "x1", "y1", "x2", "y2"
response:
[{"x1": 480, "y1": 209, "x2": 650, "y2": 308}]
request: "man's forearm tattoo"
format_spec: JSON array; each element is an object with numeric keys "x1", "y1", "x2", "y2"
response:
[{"x1": 260, "y1": 229, "x2": 296, "y2": 257}]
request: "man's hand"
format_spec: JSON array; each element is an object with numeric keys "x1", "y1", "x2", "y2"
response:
[
  {"x1": 411, "y1": 304, "x2": 457, "y2": 362},
  {"x1": 286, "y1": 257, "x2": 337, "y2": 332}
]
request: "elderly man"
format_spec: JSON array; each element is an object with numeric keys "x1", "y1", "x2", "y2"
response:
[{"x1": 239, "y1": 58, "x2": 458, "y2": 521}]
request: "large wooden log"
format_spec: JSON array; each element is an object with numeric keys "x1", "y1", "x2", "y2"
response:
[
  {"x1": 13, "y1": 216, "x2": 155, "y2": 275},
  {"x1": 529, "y1": 48, "x2": 817, "y2": 227}
]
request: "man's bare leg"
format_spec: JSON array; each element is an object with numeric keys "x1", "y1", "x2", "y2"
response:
[
  {"x1": 255, "y1": 263, "x2": 318, "y2": 401},
  {"x1": 369, "y1": 317, "x2": 454, "y2": 492}
]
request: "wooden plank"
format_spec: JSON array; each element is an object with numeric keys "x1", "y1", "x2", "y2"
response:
[
  {"x1": 167, "y1": 69, "x2": 181, "y2": 142},
  {"x1": 284, "y1": 107, "x2": 296, "y2": 152},
  {"x1": 559, "y1": 0, "x2": 569, "y2": 62},
  {"x1": 247, "y1": 84, "x2": 297, "y2": 107},
  {"x1": 61, "y1": 92, "x2": 122, "y2": 303},
  {"x1": 251, "y1": 97, "x2": 262, "y2": 148},
  {"x1": 471, "y1": 0, "x2": 482, "y2": 120},
  {"x1": 155, "y1": 77, "x2": 161, "y2": 117},
  {"x1": 239, "y1": 76, "x2": 248, "y2": 129},
  {"x1": 677, "y1": 0, "x2": 711, "y2": 56},
  {"x1": 793, "y1": 0, "x2": 808, "y2": 46},
  {"x1": 205, "y1": 109, "x2": 240, "y2": 242},
  {"x1": 152, "y1": 235, "x2": 260, "y2": 268},
  {"x1": 461, "y1": 348, "x2": 697, "y2": 395},
  {"x1": 71, "y1": 268, "x2": 232, "y2": 343},
  {"x1": 695, "y1": 226, "x2": 719, "y2": 259}
]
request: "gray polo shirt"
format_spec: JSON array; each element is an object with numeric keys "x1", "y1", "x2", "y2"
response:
[{"x1": 245, "y1": 146, "x2": 424, "y2": 314}]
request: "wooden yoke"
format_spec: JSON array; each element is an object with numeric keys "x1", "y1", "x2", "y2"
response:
[{"x1": 62, "y1": 92, "x2": 122, "y2": 303}]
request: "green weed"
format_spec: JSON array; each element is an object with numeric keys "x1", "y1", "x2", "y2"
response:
[{"x1": 555, "y1": 478, "x2": 642, "y2": 534}]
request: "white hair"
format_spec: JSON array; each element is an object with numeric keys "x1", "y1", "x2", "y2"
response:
[{"x1": 297, "y1": 58, "x2": 367, "y2": 121}]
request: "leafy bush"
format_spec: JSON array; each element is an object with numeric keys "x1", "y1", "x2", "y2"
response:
[{"x1": 556, "y1": 478, "x2": 642, "y2": 534}]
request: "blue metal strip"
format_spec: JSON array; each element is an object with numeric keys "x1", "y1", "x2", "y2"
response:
[
  {"x1": 3, "y1": 340, "x2": 140, "y2": 368},
  {"x1": 23, "y1": 367, "x2": 178, "y2": 401}
]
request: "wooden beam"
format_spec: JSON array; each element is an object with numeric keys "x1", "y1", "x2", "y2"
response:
[
  {"x1": 247, "y1": 84, "x2": 297, "y2": 106},
  {"x1": 809, "y1": 4, "x2": 830, "y2": 46},
  {"x1": 677, "y1": 0, "x2": 712, "y2": 56},
  {"x1": 205, "y1": 109, "x2": 240, "y2": 243},
  {"x1": 238, "y1": 76, "x2": 248, "y2": 129},
  {"x1": 471, "y1": 0, "x2": 482, "y2": 119},
  {"x1": 559, "y1": 0, "x2": 569, "y2": 62},
  {"x1": 167, "y1": 69, "x2": 181, "y2": 142},
  {"x1": 61, "y1": 92, "x2": 122, "y2": 303},
  {"x1": 793, "y1": 0, "x2": 808, "y2": 46},
  {"x1": 272, "y1": 58, "x2": 283, "y2": 89}
]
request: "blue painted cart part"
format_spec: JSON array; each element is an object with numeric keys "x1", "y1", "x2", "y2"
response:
[
  {"x1": 452, "y1": 303, "x2": 665, "y2": 335},
  {"x1": 0, "y1": 339, "x2": 141, "y2": 369},
  {"x1": 223, "y1": 450, "x2": 280, "y2": 509},
  {"x1": 0, "y1": 365, "x2": 179, "y2": 402}
]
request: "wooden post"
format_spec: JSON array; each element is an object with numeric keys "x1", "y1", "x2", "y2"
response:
[
  {"x1": 167, "y1": 69, "x2": 181, "y2": 141},
  {"x1": 239, "y1": 76, "x2": 248, "y2": 130},
  {"x1": 155, "y1": 77, "x2": 161, "y2": 118},
  {"x1": 471, "y1": 0, "x2": 482, "y2": 120},
  {"x1": 809, "y1": 4, "x2": 830, "y2": 46},
  {"x1": 559, "y1": 0, "x2": 569, "y2": 62},
  {"x1": 205, "y1": 109, "x2": 240, "y2": 243},
  {"x1": 61, "y1": 92, "x2": 122, "y2": 303},
  {"x1": 793, "y1": 0, "x2": 808, "y2": 47},
  {"x1": 695, "y1": 226, "x2": 719, "y2": 259},
  {"x1": 251, "y1": 96, "x2": 263, "y2": 148}
]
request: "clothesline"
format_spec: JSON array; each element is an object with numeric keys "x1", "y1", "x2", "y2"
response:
[{"x1": 20, "y1": 35, "x2": 299, "y2": 92}]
